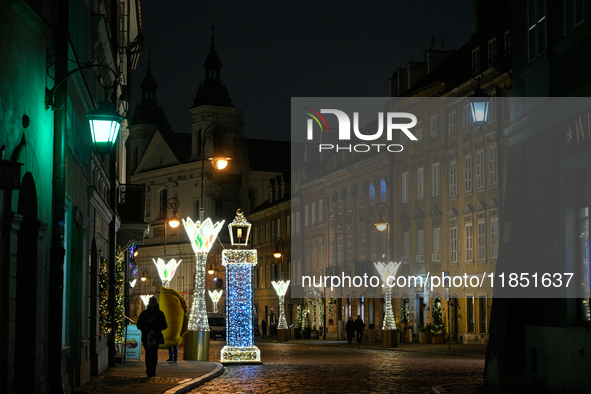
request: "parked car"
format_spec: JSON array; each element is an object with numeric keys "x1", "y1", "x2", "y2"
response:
[{"x1": 207, "y1": 312, "x2": 226, "y2": 340}]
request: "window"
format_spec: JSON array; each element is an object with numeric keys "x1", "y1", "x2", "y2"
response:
[
  {"x1": 346, "y1": 189, "x2": 352, "y2": 212},
  {"x1": 358, "y1": 186, "x2": 364, "y2": 209},
  {"x1": 528, "y1": 0, "x2": 547, "y2": 61},
  {"x1": 380, "y1": 179, "x2": 387, "y2": 202},
  {"x1": 467, "y1": 296, "x2": 475, "y2": 332},
  {"x1": 489, "y1": 145, "x2": 498, "y2": 185},
  {"x1": 265, "y1": 223, "x2": 270, "y2": 243},
  {"x1": 487, "y1": 38, "x2": 497, "y2": 65},
  {"x1": 296, "y1": 212, "x2": 301, "y2": 234},
  {"x1": 417, "y1": 229, "x2": 425, "y2": 262},
  {"x1": 490, "y1": 217, "x2": 499, "y2": 259},
  {"x1": 464, "y1": 155, "x2": 472, "y2": 193},
  {"x1": 347, "y1": 235, "x2": 353, "y2": 264},
  {"x1": 478, "y1": 221, "x2": 486, "y2": 260},
  {"x1": 450, "y1": 227, "x2": 458, "y2": 263},
  {"x1": 311, "y1": 202, "x2": 316, "y2": 225},
  {"x1": 277, "y1": 218, "x2": 281, "y2": 238},
  {"x1": 305, "y1": 204, "x2": 309, "y2": 227},
  {"x1": 330, "y1": 239, "x2": 335, "y2": 266},
  {"x1": 472, "y1": 47, "x2": 480, "y2": 73},
  {"x1": 565, "y1": 0, "x2": 585, "y2": 34},
  {"x1": 431, "y1": 114, "x2": 440, "y2": 138},
  {"x1": 360, "y1": 233, "x2": 365, "y2": 259},
  {"x1": 369, "y1": 183, "x2": 376, "y2": 205},
  {"x1": 271, "y1": 221, "x2": 275, "y2": 241},
  {"x1": 418, "y1": 167, "x2": 424, "y2": 200},
  {"x1": 312, "y1": 245, "x2": 317, "y2": 272},
  {"x1": 433, "y1": 228, "x2": 441, "y2": 261},
  {"x1": 159, "y1": 189, "x2": 168, "y2": 219},
  {"x1": 371, "y1": 231, "x2": 376, "y2": 259},
  {"x1": 416, "y1": 120, "x2": 424, "y2": 142},
  {"x1": 319, "y1": 240, "x2": 324, "y2": 268},
  {"x1": 337, "y1": 192, "x2": 343, "y2": 215},
  {"x1": 449, "y1": 111, "x2": 457, "y2": 138},
  {"x1": 402, "y1": 172, "x2": 409, "y2": 203},
  {"x1": 449, "y1": 161, "x2": 458, "y2": 198},
  {"x1": 253, "y1": 226, "x2": 258, "y2": 245},
  {"x1": 463, "y1": 106, "x2": 472, "y2": 132},
  {"x1": 402, "y1": 232, "x2": 410, "y2": 263},
  {"x1": 477, "y1": 151, "x2": 485, "y2": 189},
  {"x1": 465, "y1": 222, "x2": 474, "y2": 261},
  {"x1": 432, "y1": 163, "x2": 440, "y2": 197},
  {"x1": 338, "y1": 237, "x2": 344, "y2": 265},
  {"x1": 318, "y1": 200, "x2": 323, "y2": 223},
  {"x1": 287, "y1": 215, "x2": 291, "y2": 237},
  {"x1": 329, "y1": 195, "x2": 335, "y2": 217}
]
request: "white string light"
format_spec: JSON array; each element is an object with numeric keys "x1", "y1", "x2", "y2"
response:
[
  {"x1": 374, "y1": 262, "x2": 401, "y2": 330},
  {"x1": 272, "y1": 280, "x2": 290, "y2": 329},
  {"x1": 153, "y1": 258, "x2": 182, "y2": 288},
  {"x1": 209, "y1": 289, "x2": 223, "y2": 313}
]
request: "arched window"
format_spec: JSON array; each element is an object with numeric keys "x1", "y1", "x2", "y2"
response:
[{"x1": 369, "y1": 183, "x2": 376, "y2": 205}]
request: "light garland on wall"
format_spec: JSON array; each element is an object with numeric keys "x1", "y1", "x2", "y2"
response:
[
  {"x1": 374, "y1": 262, "x2": 401, "y2": 330},
  {"x1": 99, "y1": 257, "x2": 111, "y2": 336},
  {"x1": 272, "y1": 280, "x2": 290, "y2": 329},
  {"x1": 328, "y1": 296, "x2": 334, "y2": 324},
  {"x1": 115, "y1": 247, "x2": 125, "y2": 344},
  {"x1": 153, "y1": 258, "x2": 182, "y2": 288},
  {"x1": 209, "y1": 289, "x2": 223, "y2": 313}
]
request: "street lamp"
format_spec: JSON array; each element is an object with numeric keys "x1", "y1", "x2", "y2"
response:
[
  {"x1": 199, "y1": 123, "x2": 230, "y2": 223},
  {"x1": 273, "y1": 238, "x2": 284, "y2": 259},
  {"x1": 140, "y1": 268, "x2": 148, "y2": 282},
  {"x1": 374, "y1": 202, "x2": 390, "y2": 259},
  {"x1": 468, "y1": 78, "x2": 490, "y2": 126}
]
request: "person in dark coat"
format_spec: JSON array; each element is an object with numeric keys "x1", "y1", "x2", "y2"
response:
[
  {"x1": 261, "y1": 319, "x2": 267, "y2": 339},
  {"x1": 345, "y1": 316, "x2": 355, "y2": 344},
  {"x1": 137, "y1": 297, "x2": 168, "y2": 377},
  {"x1": 354, "y1": 315, "x2": 365, "y2": 344}
]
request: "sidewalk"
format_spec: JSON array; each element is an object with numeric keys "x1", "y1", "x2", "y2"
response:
[
  {"x1": 260, "y1": 337, "x2": 487, "y2": 358},
  {"x1": 73, "y1": 349, "x2": 223, "y2": 394}
]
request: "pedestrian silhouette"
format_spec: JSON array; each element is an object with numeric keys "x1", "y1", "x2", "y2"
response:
[
  {"x1": 137, "y1": 297, "x2": 168, "y2": 377},
  {"x1": 354, "y1": 315, "x2": 365, "y2": 344},
  {"x1": 346, "y1": 316, "x2": 355, "y2": 344}
]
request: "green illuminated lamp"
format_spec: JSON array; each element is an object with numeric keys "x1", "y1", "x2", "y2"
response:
[{"x1": 87, "y1": 101, "x2": 123, "y2": 155}]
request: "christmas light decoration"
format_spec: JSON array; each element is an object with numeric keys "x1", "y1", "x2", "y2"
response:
[
  {"x1": 182, "y1": 216, "x2": 224, "y2": 361},
  {"x1": 152, "y1": 258, "x2": 182, "y2": 288},
  {"x1": 99, "y1": 258, "x2": 111, "y2": 336},
  {"x1": 115, "y1": 247, "x2": 125, "y2": 344},
  {"x1": 209, "y1": 289, "x2": 223, "y2": 313},
  {"x1": 220, "y1": 210, "x2": 260, "y2": 364},
  {"x1": 374, "y1": 262, "x2": 402, "y2": 330},
  {"x1": 130, "y1": 279, "x2": 137, "y2": 288},
  {"x1": 272, "y1": 281, "x2": 290, "y2": 329},
  {"x1": 140, "y1": 295, "x2": 151, "y2": 308}
]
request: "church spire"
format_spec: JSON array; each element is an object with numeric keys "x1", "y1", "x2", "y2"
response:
[
  {"x1": 132, "y1": 51, "x2": 170, "y2": 127},
  {"x1": 192, "y1": 24, "x2": 233, "y2": 108}
]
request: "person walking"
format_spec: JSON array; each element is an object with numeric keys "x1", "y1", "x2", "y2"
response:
[
  {"x1": 261, "y1": 319, "x2": 267, "y2": 339},
  {"x1": 346, "y1": 316, "x2": 355, "y2": 344},
  {"x1": 166, "y1": 345, "x2": 178, "y2": 362},
  {"x1": 354, "y1": 315, "x2": 365, "y2": 344},
  {"x1": 137, "y1": 297, "x2": 168, "y2": 377}
]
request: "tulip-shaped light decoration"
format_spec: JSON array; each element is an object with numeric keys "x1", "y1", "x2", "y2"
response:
[
  {"x1": 374, "y1": 262, "x2": 402, "y2": 331},
  {"x1": 153, "y1": 258, "x2": 182, "y2": 288},
  {"x1": 140, "y1": 295, "x2": 151, "y2": 309},
  {"x1": 130, "y1": 279, "x2": 137, "y2": 288},
  {"x1": 272, "y1": 280, "x2": 290, "y2": 329},
  {"x1": 209, "y1": 289, "x2": 223, "y2": 313},
  {"x1": 182, "y1": 216, "x2": 225, "y2": 361}
]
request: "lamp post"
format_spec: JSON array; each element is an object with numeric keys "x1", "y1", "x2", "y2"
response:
[
  {"x1": 468, "y1": 77, "x2": 491, "y2": 126},
  {"x1": 374, "y1": 202, "x2": 390, "y2": 259}
]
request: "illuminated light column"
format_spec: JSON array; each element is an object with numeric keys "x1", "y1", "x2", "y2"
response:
[
  {"x1": 209, "y1": 290, "x2": 223, "y2": 313},
  {"x1": 140, "y1": 295, "x2": 151, "y2": 309},
  {"x1": 272, "y1": 280, "x2": 290, "y2": 342},
  {"x1": 182, "y1": 217, "x2": 225, "y2": 361},
  {"x1": 221, "y1": 210, "x2": 261, "y2": 364},
  {"x1": 374, "y1": 261, "x2": 401, "y2": 348},
  {"x1": 153, "y1": 258, "x2": 182, "y2": 288}
]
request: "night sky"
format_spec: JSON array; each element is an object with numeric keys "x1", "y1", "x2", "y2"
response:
[{"x1": 132, "y1": 1, "x2": 474, "y2": 142}]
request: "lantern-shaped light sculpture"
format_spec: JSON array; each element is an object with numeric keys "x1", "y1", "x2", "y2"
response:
[
  {"x1": 374, "y1": 262, "x2": 401, "y2": 331},
  {"x1": 209, "y1": 289, "x2": 223, "y2": 313},
  {"x1": 221, "y1": 210, "x2": 261, "y2": 364},
  {"x1": 153, "y1": 258, "x2": 182, "y2": 288},
  {"x1": 86, "y1": 101, "x2": 123, "y2": 155},
  {"x1": 468, "y1": 86, "x2": 490, "y2": 126},
  {"x1": 272, "y1": 280, "x2": 290, "y2": 330},
  {"x1": 182, "y1": 216, "x2": 225, "y2": 361}
]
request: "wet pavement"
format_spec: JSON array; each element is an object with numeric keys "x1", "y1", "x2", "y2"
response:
[{"x1": 190, "y1": 340, "x2": 486, "y2": 393}]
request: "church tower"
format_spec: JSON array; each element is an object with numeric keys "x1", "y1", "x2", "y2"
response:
[{"x1": 128, "y1": 53, "x2": 172, "y2": 175}]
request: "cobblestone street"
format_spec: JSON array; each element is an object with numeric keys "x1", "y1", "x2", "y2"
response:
[{"x1": 189, "y1": 341, "x2": 485, "y2": 393}]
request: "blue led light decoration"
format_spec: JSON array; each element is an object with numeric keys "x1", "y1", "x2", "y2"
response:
[{"x1": 221, "y1": 210, "x2": 261, "y2": 363}]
